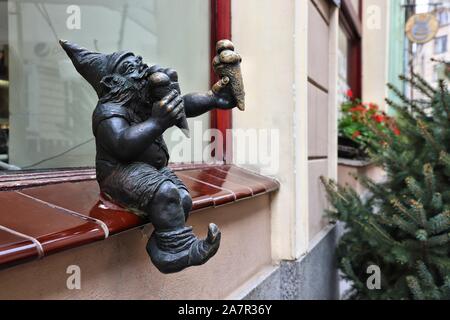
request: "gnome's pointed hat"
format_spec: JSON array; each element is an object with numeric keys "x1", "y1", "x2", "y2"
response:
[{"x1": 59, "y1": 40, "x2": 134, "y2": 97}]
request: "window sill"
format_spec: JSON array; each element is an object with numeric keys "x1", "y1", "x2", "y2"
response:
[
  {"x1": 337, "y1": 157, "x2": 372, "y2": 168},
  {"x1": 0, "y1": 164, "x2": 279, "y2": 269}
]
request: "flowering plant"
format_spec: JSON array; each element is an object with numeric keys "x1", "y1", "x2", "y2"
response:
[{"x1": 339, "y1": 89, "x2": 400, "y2": 153}]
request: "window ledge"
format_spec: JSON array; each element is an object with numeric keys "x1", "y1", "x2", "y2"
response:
[
  {"x1": 337, "y1": 157, "x2": 372, "y2": 168},
  {"x1": 0, "y1": 164, "x2": 279, "y2": 269}
]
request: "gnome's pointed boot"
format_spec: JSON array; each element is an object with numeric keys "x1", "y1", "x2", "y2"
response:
[{"x1": 146, "y1": 223, "x2": 221, "y2": 274}]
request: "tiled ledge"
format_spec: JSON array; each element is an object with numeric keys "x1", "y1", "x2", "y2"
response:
[
  {"x1": 0, "y1": 164, "x2": 279, "y2": 269},
  {"x1": 337, "y1": 158, "x2": 372, "y2": 168}
]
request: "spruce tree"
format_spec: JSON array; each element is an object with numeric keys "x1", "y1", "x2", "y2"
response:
[{"x1": 322, "y1": 62, "x2": 450, "y2": 300}]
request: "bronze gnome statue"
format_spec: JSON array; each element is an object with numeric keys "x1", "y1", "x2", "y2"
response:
[{"x1": 59, "y1": 39, "x2": 244, "y2": 273}]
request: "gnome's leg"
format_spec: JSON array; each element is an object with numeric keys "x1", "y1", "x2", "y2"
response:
[
  {"x1": 179, "y1": 189, "x2": 193, "y2": 221},
  {"x1": 145, "y1": 181, "x2": 221, "y2": 273}
]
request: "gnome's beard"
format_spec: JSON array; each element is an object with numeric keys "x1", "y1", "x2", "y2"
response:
[{"x1": 99, "y1": 71, "x2": 152, "y2": 120}]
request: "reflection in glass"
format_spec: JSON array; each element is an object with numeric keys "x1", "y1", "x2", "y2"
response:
[
  {"x1": 0, "y1": 0, "x2": 210, "y2": 170},
  {"x1": 337, "y1": 25, "x2": 350, "y2": 105}
]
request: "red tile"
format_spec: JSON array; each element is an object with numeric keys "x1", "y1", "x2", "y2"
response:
[
  {"x1": 0, "y1": 169, "x2": 96, "y2": 191},
  {"x1": 191, "y1": 195, "x2": 215, "y2": 211},
  {"x1": 0, "y1": 192, "x2": 105, "y2": 255},
  {"x1": 177, "y1": 172, "x2": 236, "y2": 206},
  {"x1": 21, "y1": 181, "x2": 100, "y2": 215},
  {"x1": 218, "y1": 165, "x2": 280, "y2": 192},
  {"x1": 21, "y1": 182, "x2": 143, "y2": 235},
  {"x1": 0, "y1": 229, "x2": 40, "y2": 267},
  {"x1": 21, "y1": 179, "x2": 224, "y2": 232},
  {"x1": 89, "y1": 195, "x2": 144, "y2": 234},
  {"x1": 200, "y1": 167, "x2": 267, "y2": 195},
  {"x1": 179, "y1": 169, "x2": 254, "y2": 200},
  {"x1": 0, "y1": 169, "x2": 95, "y2": 182}
]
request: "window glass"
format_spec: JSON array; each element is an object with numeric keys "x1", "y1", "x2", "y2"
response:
[
  {"x1": 338, "y1": 26, "x2": 350, "y2": 105},
  {"x1": 434, "y1": 35, "x2": 447, "y2": 54},
  {"x1": 438, "y1": 9, "x2": 448, "y2": 26},
  {"x1": 0, "y1": 0, "x2": 210, "y2": 170}
]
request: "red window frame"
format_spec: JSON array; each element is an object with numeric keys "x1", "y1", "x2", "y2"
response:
[
  {"x1": 340, "y1": 0, "x2": 362, "y2": 99},
  {"x1": 210, "y1": 0, "x2": 232, "y2": 163}
]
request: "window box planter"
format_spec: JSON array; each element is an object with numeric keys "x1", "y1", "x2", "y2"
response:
[{"x1": 338, "y1": 135, "x2": 368, "y2": 160}]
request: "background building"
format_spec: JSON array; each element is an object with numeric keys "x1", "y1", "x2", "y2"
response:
[{"x1": 413, "y1": 4, "x2": 450, "y2": 99}]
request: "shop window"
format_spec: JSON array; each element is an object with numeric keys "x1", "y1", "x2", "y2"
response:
[{"x1": 0, "y1": 0, "x2": 211, "y2": 171}]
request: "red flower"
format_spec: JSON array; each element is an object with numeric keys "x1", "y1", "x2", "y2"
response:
[
  {"x1": 369, "y1": 103, "x2": 379, "y2": 111},
  {"x1": 352, "y1": 130, "x2": 361, "y2": 139},
  {"x1": 346, "y1": 89, "x2": 354, "y2": 99},
  {"x1": 393, "y1": 127, "x2": 400, "y2": 136},
  {"x1": 349, "y1": 105, "x2": 366, "y2": 113},
  {"x1": 372, "y1": 114, "x2": 385, "y2": 123}
]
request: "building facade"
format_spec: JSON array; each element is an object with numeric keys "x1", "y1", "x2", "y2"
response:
[{"x1": 413, "y1": 5, "x2": 450, "y2": 100}]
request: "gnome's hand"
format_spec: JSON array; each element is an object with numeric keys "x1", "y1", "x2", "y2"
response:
[
  {"x1": 211, "y1": 77, "x2": 237, "y2": 110},
  {"x1": 147, "y1": 67, "x2": 189, "y2": 137},
  {"x1": 147, "y1": 67, "x2": 181, "y2": 102},
  {"x1": 212, "y1": 40, "x2": 245, "y2": 111},
  {"x1": 151, "y1": 90, "x2": 185, "y2": 132}
]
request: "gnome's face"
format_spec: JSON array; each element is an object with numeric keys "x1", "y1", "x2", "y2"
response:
[
  {"x1": 110, "y1": 54, "x2": 153, "y2": 107},
  {"x1": 115, "y1": 55, "x2": 152, "y2": 96},
  {"x1": 116, "y1": 55, "x2": 150, "y2": 83}
]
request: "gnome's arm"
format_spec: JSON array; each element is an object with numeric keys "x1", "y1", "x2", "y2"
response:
[
  {"x1": 147, "y1": 64, "x2": 237, "y2": 119},
  {"x1": 96, "y1": 117, "x2": 164, "y2": 162},
  {"x1": 96, "y1": 93, "x2": 184, "y2": 161},
  {"x1": 183, "y1": 85, "x2": 236, "y2": 118}
]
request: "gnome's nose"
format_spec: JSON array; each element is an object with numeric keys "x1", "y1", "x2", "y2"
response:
[{"x1": 139, "y1": 63, "x2": 149, "y2": 74}]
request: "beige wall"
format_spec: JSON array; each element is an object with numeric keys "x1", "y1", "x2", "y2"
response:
[
  {"x1": 361, "y1": 0, "x2": 390, "y2": 109},
  {"x1": 232, "y1": 0, "x2": 338, "y2": 259},
  {"x1": 351, "y1": 0, "x2": 361, "y2": 15},
  {"x1": 232, "y1": 0, "x2": 297, "y2": 261},
  {"x1": 308, "y1": 0, "x2": 337, "y2": 241},
  {"x1": 0, "y1": 195, "x2": 272, "y2": 300},
  {"x1": 308, "y1": 159, "x2": 329, "y2": 239},
  {"x1": 338, "y1": 162, "x2": 386, "y2": 195}
]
